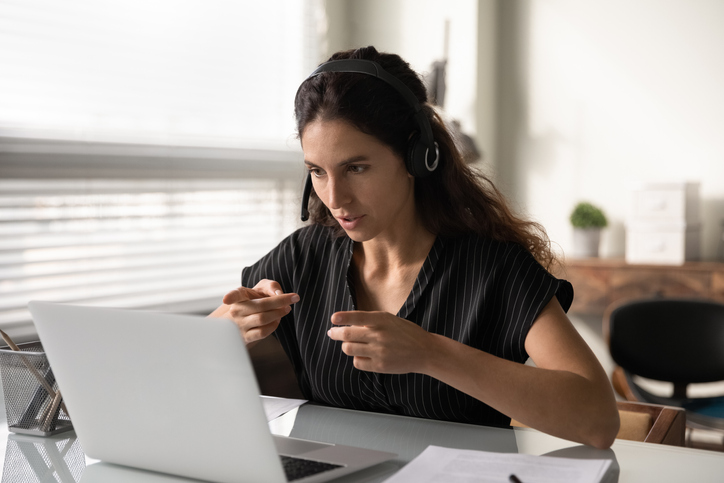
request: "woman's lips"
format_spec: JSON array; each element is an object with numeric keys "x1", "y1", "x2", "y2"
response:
[{"x1": 336, "y1": 215, "x2": 364, "y2": 230}]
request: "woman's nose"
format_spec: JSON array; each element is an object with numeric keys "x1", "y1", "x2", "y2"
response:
[{"x1": 326, "y1": 177, "x2": 352, "y2": 209}]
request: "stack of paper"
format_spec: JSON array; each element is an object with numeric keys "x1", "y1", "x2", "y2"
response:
[{"x1": 384, "y1": 445, "x2": 614, "y2": 483}]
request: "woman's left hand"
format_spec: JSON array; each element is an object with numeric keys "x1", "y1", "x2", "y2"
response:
[{"x1": 327, "y1": 311, "x2": 436, "y2": 374}]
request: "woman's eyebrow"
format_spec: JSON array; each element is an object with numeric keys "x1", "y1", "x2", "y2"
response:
[{"x1": 304, "y1": 155, "x2": 368, "y2": 169}]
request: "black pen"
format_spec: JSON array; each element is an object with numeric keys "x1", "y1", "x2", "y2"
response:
[{"x1": 509, "y1": 474, "x2": 523, "y2": 483}]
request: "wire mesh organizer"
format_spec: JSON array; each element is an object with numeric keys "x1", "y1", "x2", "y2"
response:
[{"x1": 0, "y1": 342, "x2": 73, "y2": 436}]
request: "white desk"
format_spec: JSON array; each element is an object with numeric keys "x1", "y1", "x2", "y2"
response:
[{"x1": 2, "y1": 402, "x2": 724, "y2": 482}]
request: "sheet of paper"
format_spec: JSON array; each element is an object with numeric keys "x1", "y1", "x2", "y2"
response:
[
  {"x1": 261, "y1": 395, "x2": 307, "y2": 421},
  {"x1": 383, "y1": 445, "x2": 612, "y2": 483}
]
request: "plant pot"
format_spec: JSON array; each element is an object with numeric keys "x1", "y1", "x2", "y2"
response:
[{"x1": 572, "y1": 228, "x2": 601, "y2": 258}]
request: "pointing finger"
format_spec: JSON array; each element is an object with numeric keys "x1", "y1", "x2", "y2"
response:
[
  {"x1": 331, "y1": 311, "x2": 378, "y2": 327},
  {"x1": 254, "y1": 279, "x2": 285, "y2": 298},
  {"x1": 222, "y1": 287, "x2": 265, "y2": 305},
  {"x1": 327, "y1": 325, "x2": 368, "y2": 342},
  {"x1": 247, "y1": 293, "x2": 300, "y2": 312}
]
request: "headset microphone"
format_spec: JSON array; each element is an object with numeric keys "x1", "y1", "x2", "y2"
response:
[{"x1": 300, "y1": 173, "x2": 313, "y2": 222}]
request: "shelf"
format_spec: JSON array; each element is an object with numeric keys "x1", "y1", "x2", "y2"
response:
[{"x1": 557, "y1": 258, "x2": 724, "y2": 315}]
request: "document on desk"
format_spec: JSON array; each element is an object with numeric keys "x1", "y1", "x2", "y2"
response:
[
  {"x1": 384, "y1": 445, "x2": 613, "y2": 483},
  {"x1": 261, "y1": 395, "x2": 307, "y2": 421}
]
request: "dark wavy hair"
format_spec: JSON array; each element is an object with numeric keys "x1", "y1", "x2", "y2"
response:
[{"x1": 294, "y1": 46, "x2": 556, "y2": 270}]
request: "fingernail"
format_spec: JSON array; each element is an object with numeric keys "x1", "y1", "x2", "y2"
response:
[
  {"x1": 291, "y1": 294, "x2": 300, "y2": 303},
  {"x1": 327, "y1": 329, "x2": 332, "y2": 337},
  {"x1": 285, "y1": 306, "x2": 292, "y2": 314}
]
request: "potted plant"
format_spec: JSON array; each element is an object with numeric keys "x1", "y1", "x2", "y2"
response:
[{"x1": 570, "y1": 201, "x2": 607, "y2": 258}]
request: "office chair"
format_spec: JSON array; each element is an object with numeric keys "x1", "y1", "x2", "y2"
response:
[{"x1": 604, "y1": 297, "x2": 724, "y2": 443}]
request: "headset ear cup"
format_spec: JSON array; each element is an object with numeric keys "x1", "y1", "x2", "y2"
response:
[
  {"x1": 406, "y1": 132, "x2": 437, "y2": 178},
  {"x1": 406, "y1": 132, "x2": 424, "y2": 177}
]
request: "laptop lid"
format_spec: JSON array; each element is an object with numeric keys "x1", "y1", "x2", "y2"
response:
[{"x1": 28, "y1": 301, "x2": 395, "y2": 483}]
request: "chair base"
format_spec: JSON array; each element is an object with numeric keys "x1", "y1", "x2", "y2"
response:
[{"x1": 686, "y1": 427, "x2": 724, "y2": 452}]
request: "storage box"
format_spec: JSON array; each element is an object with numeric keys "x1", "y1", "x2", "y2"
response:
[
  {"x1": 626, "y1": 181, "x2": 701, "y2": 265},
  {"x1": 625, "y1": 222, "x2": 701, "y2": 265},
  {"x1": 630, "y1": 181, "x2": 700, "y2": 223}
]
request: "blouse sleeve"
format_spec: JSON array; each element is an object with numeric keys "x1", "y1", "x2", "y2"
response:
[
  {"x1": 492, "y1": 243, "x2": 574, "y2": 362},
  {"x1": 240, "y1": 234, "x2": 296, "y2": 295}
]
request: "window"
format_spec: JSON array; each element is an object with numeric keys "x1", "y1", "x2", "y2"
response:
[
  {"x1": 0, "y1": 0, "x2": 322, "y2": 338},
  {"x1": 0, "y1": 0, "x2": 320, "y2": 147}
]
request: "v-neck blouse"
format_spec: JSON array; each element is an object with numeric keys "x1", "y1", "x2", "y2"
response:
[{"x1": 241, "y1": 224, "x2": 573, "y2": 428}]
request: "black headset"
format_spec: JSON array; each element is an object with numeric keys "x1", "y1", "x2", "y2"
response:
[{"x1": 299, "y1": 59, "x2": 440, "y2": 222}]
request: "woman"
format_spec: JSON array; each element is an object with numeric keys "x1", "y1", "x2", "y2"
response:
[{"x1": 210, "y1": 46, "x2": 620, "y2": 449}]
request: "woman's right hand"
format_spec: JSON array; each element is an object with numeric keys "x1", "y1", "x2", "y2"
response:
[{"x1": 208, "y1": 279, "x2": 299, "y2": 345}]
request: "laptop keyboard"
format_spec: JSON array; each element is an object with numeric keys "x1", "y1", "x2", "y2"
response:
[{"x1": 281, "y1": 455, "x2": 343, "y2": 481}]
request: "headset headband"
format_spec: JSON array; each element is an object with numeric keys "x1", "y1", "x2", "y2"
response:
[{"x1": 301, "y1": 59, "x2": 436, "y2": 152}]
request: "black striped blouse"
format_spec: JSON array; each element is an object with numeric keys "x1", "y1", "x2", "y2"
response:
[{"x1": 241, "y1": 224, "x2": 573, "y2": 427}]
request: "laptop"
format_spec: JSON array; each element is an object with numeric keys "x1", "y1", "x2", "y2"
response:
[{"x1": 28, "y1": 301, "x2": 396, "y2": 483}]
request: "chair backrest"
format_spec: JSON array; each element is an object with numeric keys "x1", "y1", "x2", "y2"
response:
[{"x1": 605, "y1": 298, "x2": 724, "y2": 384}]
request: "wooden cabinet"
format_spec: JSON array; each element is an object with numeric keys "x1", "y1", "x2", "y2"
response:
[{"x1": 556, "y1": 259, "x2": 724, "y2": 315}]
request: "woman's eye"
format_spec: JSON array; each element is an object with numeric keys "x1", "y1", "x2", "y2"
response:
[
  {"x1": 309, "y1": 168, "x2": 324, "y2": 178},
  {"x1": 348, "y1": 165, "x2": 365, "y2": 174}
]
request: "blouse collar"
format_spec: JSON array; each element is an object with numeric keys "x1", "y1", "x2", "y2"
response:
[{"x1": 341, "y1": 234, "x2": 445, "y2": 319}]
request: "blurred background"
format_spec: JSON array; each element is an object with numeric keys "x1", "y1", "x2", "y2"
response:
[{"x1": 1, "y1": 0, "x2": 724, "y2": 344}]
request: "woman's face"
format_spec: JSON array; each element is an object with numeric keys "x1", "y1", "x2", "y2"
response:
[{"x1": 301, "y1": 119, "x2": 417, "y2": 243}]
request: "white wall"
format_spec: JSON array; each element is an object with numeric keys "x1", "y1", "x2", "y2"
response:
[
  {"x1": 497, "y1": 0, "x2": 724, "y2": 261},
  {"x1": 476, "y1": 1, "x2": 498, "y2": 170}
]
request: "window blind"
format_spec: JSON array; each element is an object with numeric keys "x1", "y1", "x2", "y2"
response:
[{"x1": 0, "y1": 177, "x2": 302, "y2": 340}]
